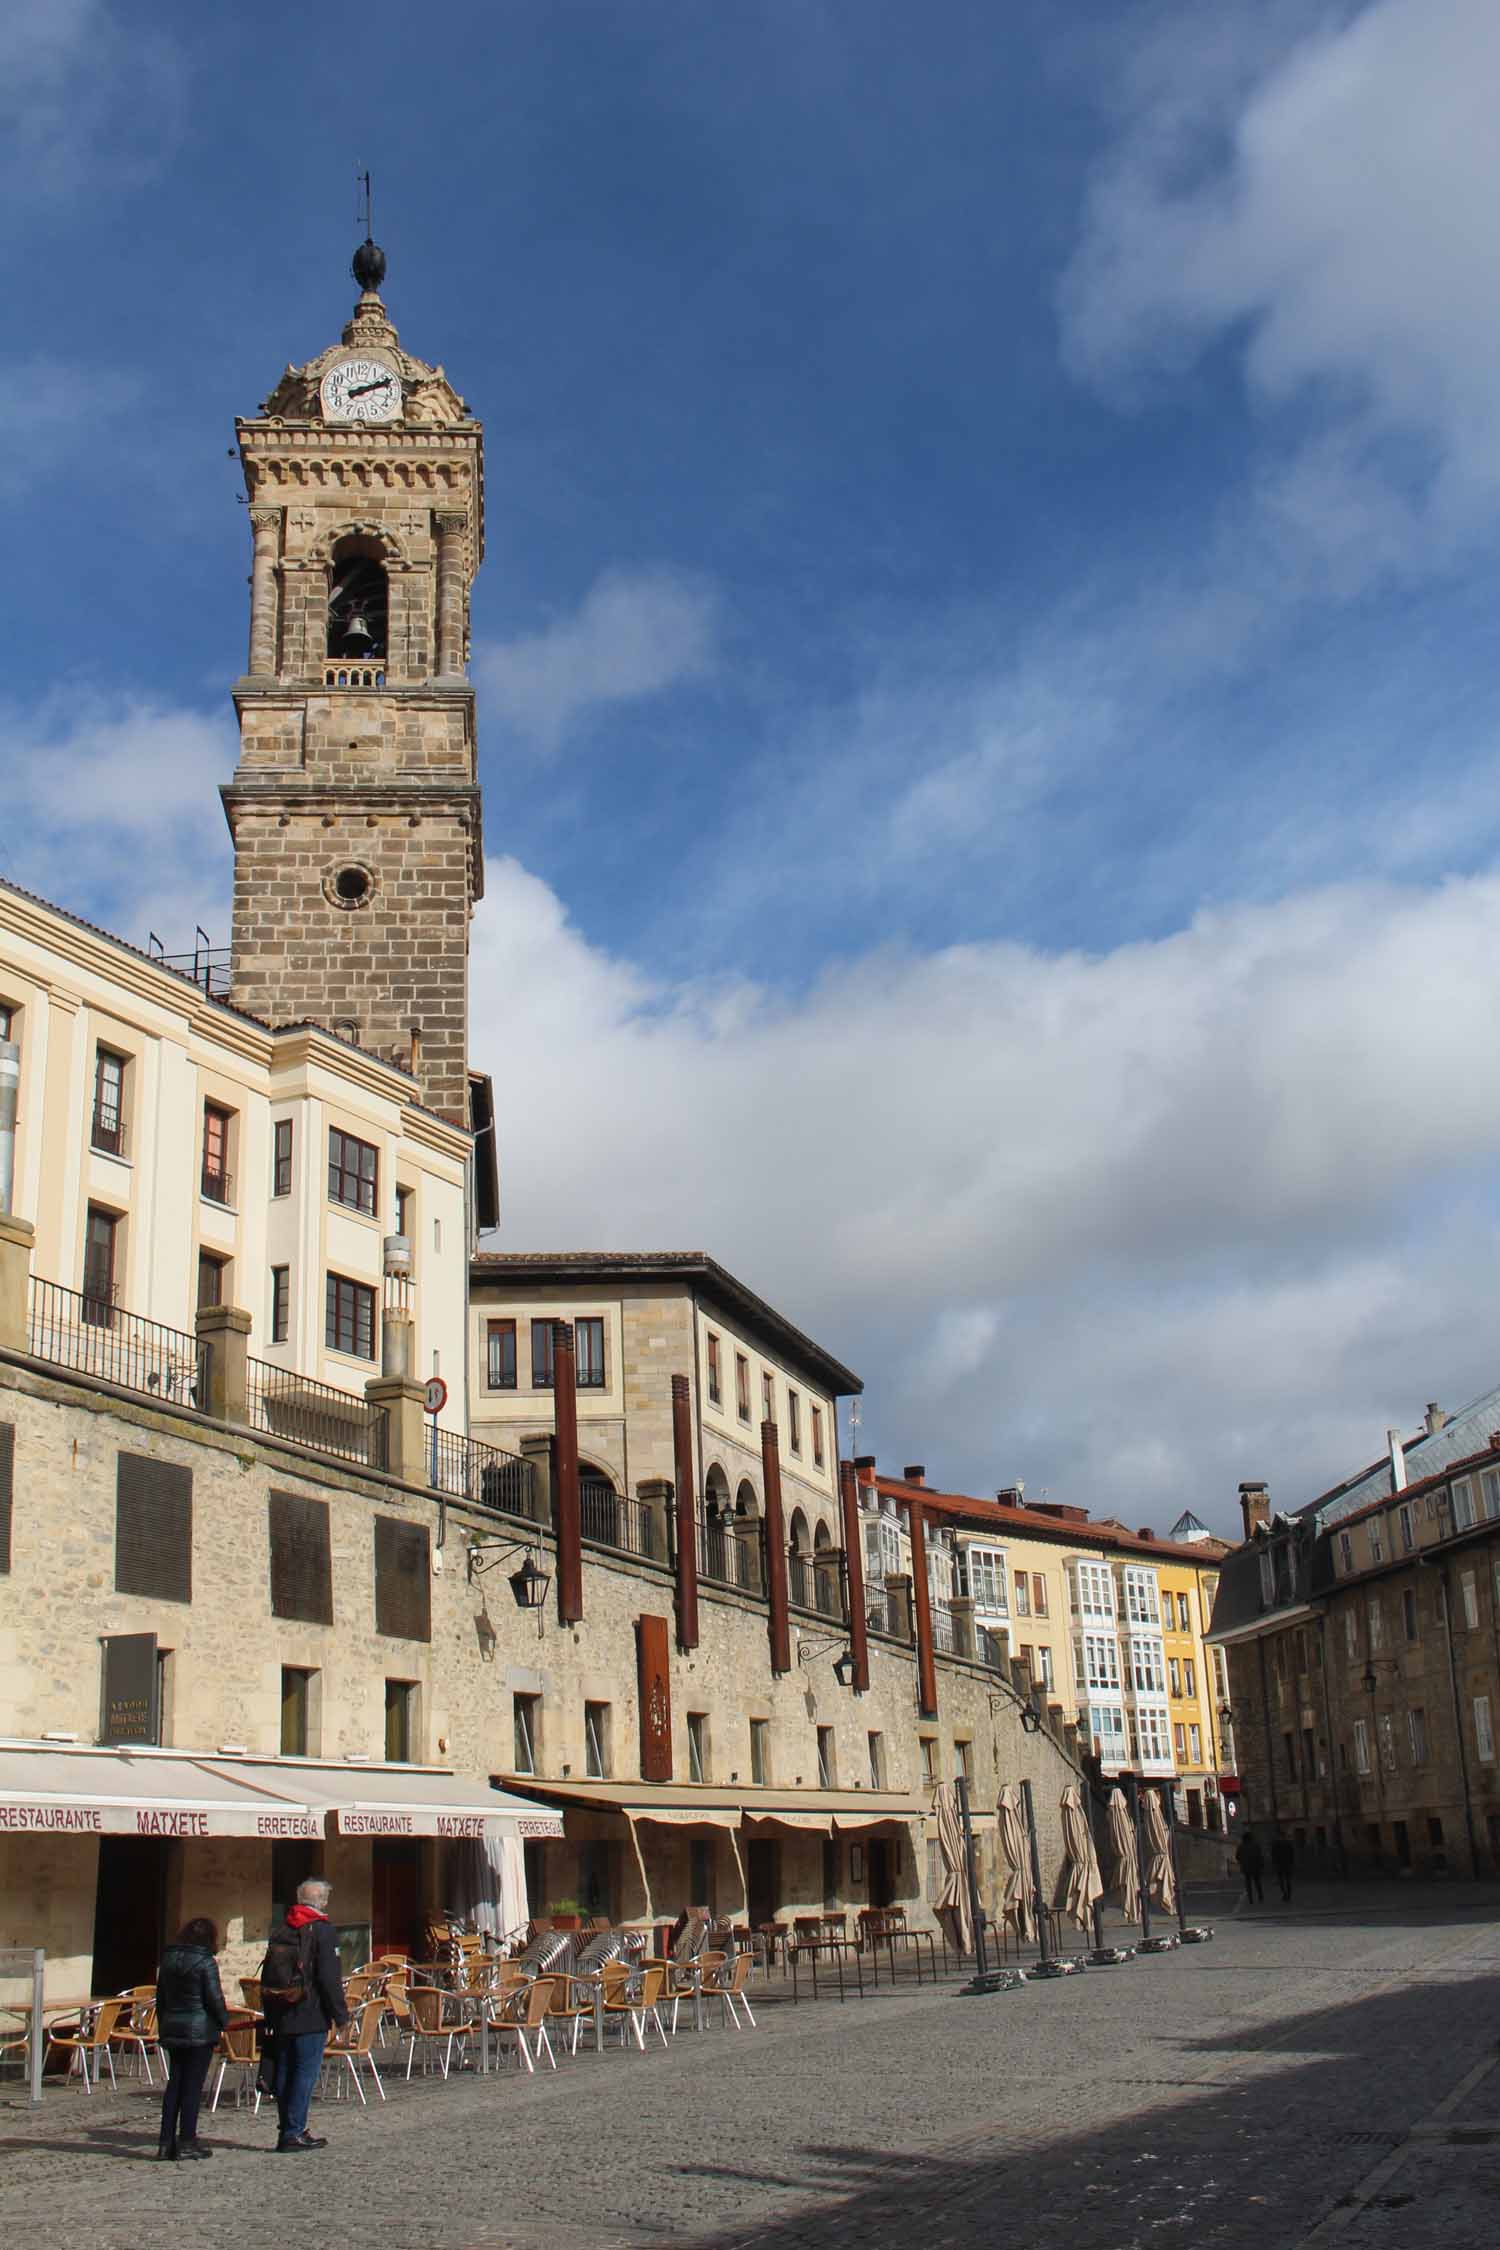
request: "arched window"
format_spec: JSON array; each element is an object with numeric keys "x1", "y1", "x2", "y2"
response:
[
  {"x1": 705, "y1": 1463, "x2": 731, "y2": 1518},
  {"x1": 327, "y1": 539, "x2": 389, "y2": 659}
]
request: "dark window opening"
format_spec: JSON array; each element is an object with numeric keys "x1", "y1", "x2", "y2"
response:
[
  {"x1": 487, "y1": 1319, "x2": 516, "y2": 1389},
  {"x1": 326, "y1": 1272, "x2": 376, "y2": 1360},
  {"x1": 576, "y1": 1316, "x2": 605, "y2": 1389},
  {"x1": 327, "y1": 551, "x2": 388, "y2": 659},
  {"x1": 83, "y1": 1205, "x2": 119, "y2": 1327},
  {"x1": 91, "y1": 1048, "x2": 126, "y2": 1157},
  {"x1": 531, "y1": 1321, "x2": 555, "y2": 1389},
  {"x1": 328, "y1": 1127, "x2": 378, "y2": 1215},
  {"x1": 273, "y1": 1118, "x2": 293, "y2": 1197},
  {"x1": 271, "y1": 1265, "x2": 290, "y2": 1342}
]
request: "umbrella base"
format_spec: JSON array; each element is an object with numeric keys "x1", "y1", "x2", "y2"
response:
[
  {"x1": 959, "y1": 1968, "x2": 1027, "y2": 1996},
  {"x1": 1027, "y1": 1956, "x2": 1086, "y2": 1978},
  {"x1": 1085, "y1": 1946, "x2": 1135, "y2": 1965},
  {"x1": 1178, "y1": 1926, "x2": 1215, "y2": 1943},
  {"x1": 1137, "y1": 1934, "x2": 1180, "y2": 1953}
]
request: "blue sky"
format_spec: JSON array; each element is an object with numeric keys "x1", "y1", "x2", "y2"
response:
[{"x1": 8, "y1": 0, "x2": 1500, "y2": 1532}]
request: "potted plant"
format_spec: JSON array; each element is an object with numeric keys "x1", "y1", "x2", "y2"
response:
[{"x1": 547, "y1": 1896, "x2": 583, "y2": 1930}]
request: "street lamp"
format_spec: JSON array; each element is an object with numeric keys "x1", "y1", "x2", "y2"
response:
[
  {"x1": 796, "y1": 1635, "x2": 857, "y2": 1688},
  {"x1": 465, "y1": 1534, "x2": 552, "y2": 1611}
]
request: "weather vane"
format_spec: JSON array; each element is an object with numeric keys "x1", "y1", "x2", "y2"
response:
[{"x1": 351, "y1": 166, "x2": 386, "y2": 294}]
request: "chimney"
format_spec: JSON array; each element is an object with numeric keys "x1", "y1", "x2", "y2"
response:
[
  {"x1": 1424, "y1": 1403, "x2": 1448, "y2": 1435},
  {"x1": 1387, "y1": 1428, "x2": 1406, "y2": 1493},
  {"x1": 1238, "y1": 1481, "x2": 1271, "y2": 1539},
  {"x1": 903, "y1": 1465, "x2": 926, "y2": 1487},
  {"x1": 853, "y1": 1455, "x2": 878, "y2": 1491},
  {"x1": 1137, "y1": 1526, "x2": 1156, "y2": 1542},
  {"x1": 997, "y1": 1486, "x2": 1024, "y2": 1509}
]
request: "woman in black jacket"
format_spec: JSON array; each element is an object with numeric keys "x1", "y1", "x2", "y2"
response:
[{"x1": 154, "y1": 1917, "x2": 230, "y2": 2160}]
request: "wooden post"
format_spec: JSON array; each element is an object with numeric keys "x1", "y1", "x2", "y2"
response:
[
  {"x1": 672, "y1": 1374, "x2": 700, "y2": 1650},
  {"x1": 552, "y1": 1321, "x2": 583, "y2": 1624},
  {"x1": 839, "y1": 1458, "x2": 870, "y2": 1692},
  {"x1": 907, "y1": 1497, "x2": 940, "y2": 1719},
  {"x1": 761, "y1": 1418, "x2": 792, "y2": 1676}
]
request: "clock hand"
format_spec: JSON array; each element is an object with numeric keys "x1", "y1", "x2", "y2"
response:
[{"x1": 347, "y1": 376, "x2": 394, "y2": 398}]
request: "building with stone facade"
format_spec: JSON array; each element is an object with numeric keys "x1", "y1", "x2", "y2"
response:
[
  {"x1": 0, "y1": 239, "x2": 1093, "y2": 2004},
  {"x1": 860, "y1": 1465, "x2": 1232, "y2": 1826},
  {"x1": 1208, "y1": 1390, "x2": 1500, "y2": 1876}
]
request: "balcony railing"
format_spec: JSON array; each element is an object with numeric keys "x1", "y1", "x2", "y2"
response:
[
  {"x1": 200, "y1": 1166, "x2": 233, "y2": 1207},
  {"x1": 323, "y1": 664, "x2": 386, "y2": 688},
  {"x1": 789, "y1": 1550, "x2": 847, "y2": 1621},
  {"x1": 929, "y1": 1598, "x2": 959, "y2": 1656},
  {"x1": 685, "y1": 1509, "x2": 764, "y2": 1594},
  {"x1": 28, "y1": 1278, "x2": 201, "y2": 1408},
  {"x1": 246, "y1": 1356, "x2": 386, "y2": 1469},
  {"x1": 428, "y1": 1427, "x2": 536, "y2": 1522},
  {"x1": 576, "y1": 1476, "x2": 663, "y2": 1564},
  {"x1": 90, "y1": 1110, "x2": 126, "y2": 1159}
]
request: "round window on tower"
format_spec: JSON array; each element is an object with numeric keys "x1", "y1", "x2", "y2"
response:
[{"x1": 325, "y1": 863, "x2": 376, "y2": 910}]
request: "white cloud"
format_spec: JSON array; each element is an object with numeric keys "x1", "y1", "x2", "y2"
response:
[
  {"x1": 1059, "y1": 0, "x2": 1500, "y2": 578},
  {"x1": 475, "y1": 852, "x2": 1500, "y2": 1534},
  {"x1": 0, "y1": 0, "x2": 185, "y2": 200},
  {"x1": 0, "y1": 691, "x2": 234, "y2": 947},
  {"x1": 475, "y1": 567, "x2": 720, "y2": 750}
]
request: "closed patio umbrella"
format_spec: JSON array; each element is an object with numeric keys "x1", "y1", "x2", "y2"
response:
[
  {"x1": 1142, "y1": 1786, "x2": 1177, "y2": 1916},
  {"x1": 1054, "y1": 1783, "x2": 1104, "y2": 1931},
  {"x1": 932, "y1": 1782, "x2": 972, "y2": 1956},
  {"x1": 996, "y1": 1783, "x2": 1032, "y2": 1941},
  {"x1": 1106, "y1": 1786, "x2": 1139, "y2": 1924}
]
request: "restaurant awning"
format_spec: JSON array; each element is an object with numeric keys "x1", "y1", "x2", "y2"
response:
[
  {"x1": 200, "y1": 1757, "x2": 564, "y2": 1841},
  {"x1": 0, "y1": 1744, "x2": 322, "y2": 1840},
  {"x1": 497, "y1": 1776, "x2": 925, "y2": 1836}
]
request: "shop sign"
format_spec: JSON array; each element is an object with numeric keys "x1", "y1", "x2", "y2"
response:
[{"x1": 99, "y1": 1632, "x2": 159, "y2": 1746}]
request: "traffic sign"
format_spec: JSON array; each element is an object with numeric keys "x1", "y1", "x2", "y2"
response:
[{"x1": 424, "y1": 1376, "x2": 448, "y2": 1416}]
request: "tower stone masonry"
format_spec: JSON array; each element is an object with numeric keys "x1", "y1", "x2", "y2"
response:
[{"x1": 223, "y1": 249, "x2": 484, "y2": 1123}]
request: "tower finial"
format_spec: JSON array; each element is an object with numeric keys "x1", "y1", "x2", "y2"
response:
[{"x1": 351, "y1": 168, "x2": 386, "y2": 293}]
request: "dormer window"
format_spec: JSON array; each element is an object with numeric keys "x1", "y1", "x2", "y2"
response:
[{"x1": 328, "y1": 543, "x2": 388, "y2": 659}]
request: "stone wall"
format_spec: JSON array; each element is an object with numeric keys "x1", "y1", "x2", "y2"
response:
[{"x1": 0, "y1": 1354, "x2": 1084, "y2": 1993}]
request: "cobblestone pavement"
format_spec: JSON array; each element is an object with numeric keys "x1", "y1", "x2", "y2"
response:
[{"x1": 3, "y1": 1883, "x2": 1499, "y2": 2250}]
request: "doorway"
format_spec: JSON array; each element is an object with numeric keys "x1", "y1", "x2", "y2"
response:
[
  {"x1": 745, "y1": 1838, "x2": 779, "y2": 1928},
  {"x1": 578, "y1": 1841, "x2": 618, "y2": 1919},
  {"x1": 92, "y1": 1837, "x2": 171, "y2": 1995},
  {"x1": 867, "y1": 1837, "x2": 896, "y2": 1910},
  {"x1": 371, "y1": 1839, "x2": 423, "y2": 1955}
]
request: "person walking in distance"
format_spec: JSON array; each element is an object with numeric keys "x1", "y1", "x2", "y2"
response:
[
  {"x1": 1235, "y1": 1829, "x2": 1265, "y2": 1905},
  {"x1": 260, "y1": 1879, "x2": 349, "y2": 2153},
  {"x1": 1270, "y1": 1828, "x2": 1295, "y2": 1902},
  {"x1": 155, "y1": 1916, "x2": 230, "y2": 2160}
]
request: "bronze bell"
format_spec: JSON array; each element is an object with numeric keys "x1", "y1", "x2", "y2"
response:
[{"x1": 344, "y1": 609, "x2": 372, "y2": 643}]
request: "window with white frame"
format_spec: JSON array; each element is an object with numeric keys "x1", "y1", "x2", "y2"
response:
[
  {"x1": 1352, "y1": 1718, "x2": 1371, "y2": 1775},
  {"x1": 1453, "y1": 1479, "x2": 1477, "y2": 1531},
  {"x1": 1037, "y1": 1646, "x2": 1054, "y2": 1691},
  {"x1": 1089, "y1": 1707, "x2": 1127, "y2": 1760},
  {"x1": 1461, "y1": 1570, "x2": 1480, "y2": 1631},
  {"x1": 1399, "y1": 1503, "x2": 1415, "y2": 1552},
  {"x1": 1338, "y1": 1530, "x2": 1353, "y2": 1573},
  {"x1": 1014, "y1": 1574, "x2": 1030, "y2": 1617},
  {"x1": 1344, "y1": 1607, "x2": 1359, "y2": 1660},
  {"x1": 1475, "y1": 1695, "x2": 1495, "y2": 1764},
  {"x1": 1075, "y1": 1562, "x2": 1114, "y2": 1620},
  {"x1": 1368, "y1": 1517, "x2": 1384, "y2": 1565},
  {"x1": 1212, "y1": 1647, "x2": 1228, "y2": 1700},
  {"x1": 1127, "y1": 1639, "x2": 1166, "y2": 1695},
  {"x1": 1188, "y1": 1723, "x2": 1202, "y2": 1762},
  {"x1": 966, "y1": 1545, "x2": 1008, "y2": 1614},
  {"x1": 1366, "y1": 1594, "x2": 1383, "y2": 1652},
  {"x1": 1135, "y1": 1707, "x2": 1172, "y2": 1764},
  {"x1": 1080, "y1": 1633, "x2": 1120, "y2": 1691},
  {"x1": 1122, "y1": 1568, "x2": 1159, "y2": 1626},
  {"x1": 1377, "y1": 1712, "x2": 1396, "y2": 1773},
  {"x1": 1407, "y1": 1707, "x2": 1427, "y2": 1764}
]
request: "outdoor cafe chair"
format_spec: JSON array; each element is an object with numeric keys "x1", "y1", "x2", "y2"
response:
[
  {"x1": 109, "y1": 1991, "x2": 160, "y2": 2083},
  {"x1": 1, "y1": 2010, "x2": 30, "y2": 2077},
  {"x1": 47, "y1": 1997, "x2": 128, "y2": 2091},
  {"x1": 704, "y1": 1951, "x2": 758, "y2": 2030},
  {"x1": 602, "y1": 1962, "x2": 669, "y2": 2051},
  {"x1": 209, "y1": 2018, "x2": 265, "y2": 2115},
  {"x1": 488, "y1": 1974, "x2": 558, "y2": 2074},
  {"x1": 657, "y1": 1947, "x2": 725, "y2": 2035},
  {"x1": 323, "y1": 1996, "x2": 387, "y2": 2104},
  {"x1": 401, "y1": 1983, "x2": 473, "y2": 2079}
]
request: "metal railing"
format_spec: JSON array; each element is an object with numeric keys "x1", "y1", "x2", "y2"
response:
[
  {"x1": 200, "y1": 1165, "x2": 233, "y2": 1206},
  {"x1": 577, "y1": 1476, "x2": 662, "y2": 1563},
  {"x1": 28, "y1": 1277, "x2": 201, "y2": 1408},
  {"x1": 428, "y1": 1426, "x2": 535, "y2": 1521},
  {"x1": 929, "y1": 1598, "x2": 960, "y2": 1656},
  {"x1": 246, "y1": 1356, "x2": 387, "y2": 1469},
  {"x1": 789, "y1": 1550, "x2": 847, "y2": 1620},
  {"x1": 688, "y1": 1510, "x2": 764, "y2": 1593},
  {"x1": 90, "y1": 1110, "x2": 126, "y2": 1159}
]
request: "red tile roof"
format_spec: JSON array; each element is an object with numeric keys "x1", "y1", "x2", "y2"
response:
[{"x1": 870, "y1": 1474, "x2": 1232, "y2": 1563}]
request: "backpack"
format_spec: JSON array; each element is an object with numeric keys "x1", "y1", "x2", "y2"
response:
[{"x1": 259, "y1": 1923, "x2": 312, "y2": 2014}]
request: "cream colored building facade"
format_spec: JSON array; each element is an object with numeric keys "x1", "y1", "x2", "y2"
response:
[
  {"x1": 869, "y1": 1467, "x2": 1231, "y2": 1824},
  {"x1": 0, "y1": 877, "x2": 471, "y2": 1429}
]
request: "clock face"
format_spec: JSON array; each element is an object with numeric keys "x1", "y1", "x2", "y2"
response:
[{"x1": 320, "y1": 356, "x2": 400, "y2": 424}]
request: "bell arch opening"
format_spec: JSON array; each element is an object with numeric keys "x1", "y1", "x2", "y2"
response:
[{"x1": 327, "y1": 537, "x2": 389, "y2": 659}]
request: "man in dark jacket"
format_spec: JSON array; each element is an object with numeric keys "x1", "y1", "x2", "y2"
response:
[
  {"x1": 264, "y1": 1879, "x2": 349, "y2": 2153},
  {"x1": 1270, "y1": 1829, "x2": 1295, "y2": 1902},
  {"x1": 1235, "y1": 1829, "x2": 1265, "y2": 1904},
  {"x1": 156, "y1": 1916, "x2": 230, "y2": 2159}
]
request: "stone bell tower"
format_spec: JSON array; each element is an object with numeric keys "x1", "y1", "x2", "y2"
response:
[{"x1": 223, "y1": 235, "x2": 483, "y2": 1123}]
